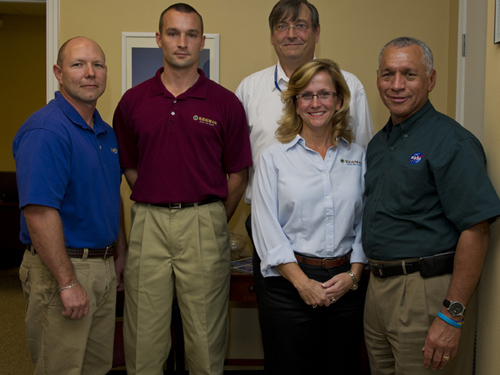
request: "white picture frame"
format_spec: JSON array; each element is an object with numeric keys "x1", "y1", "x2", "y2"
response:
[
  {"x1": 121, "y1": 32, "x2": 220, "y2": 93},
  {"x1": 495, "y1": 0, "x2": 500, "y2": 43}
]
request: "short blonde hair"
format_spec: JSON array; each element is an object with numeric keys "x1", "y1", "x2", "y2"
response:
[{"x1": 276, "y1": 59, "x2": 352, "y2": 147}]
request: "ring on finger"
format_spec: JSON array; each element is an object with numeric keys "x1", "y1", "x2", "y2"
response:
[
  {"x1": 442, "y1": 355, "x2": 451, "y2": 361},
  {"x1": 330, "y1": 297, "x2": 336, "y2": 302}
]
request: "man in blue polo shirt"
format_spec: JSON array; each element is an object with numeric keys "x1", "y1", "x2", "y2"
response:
[
  {"x1": 13, "y1": 37, "x2": 126, "y2": 375},
  {"x1": 363, "y1": 37, "x2": 500, "y2": 374}
]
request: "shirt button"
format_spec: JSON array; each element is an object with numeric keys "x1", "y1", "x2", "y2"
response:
[
  {"x1": 173, "y1": 100, "x2": 177, "y2": 103},
  {"x1": 171, "y1": 111, "x2": 175, "y2": 115},
  {"x1": 404, "y1": 134, "x2": 408, "y2": 138},
  {"x1": 328, "y1": 242, "x2": 332, "y2": 246},
  {"x1": 326, "y1": 196, "x2": 331, "y2": 200},
  {"x1": 328, "y1": 218, "x2": 332, "y2": 223}
]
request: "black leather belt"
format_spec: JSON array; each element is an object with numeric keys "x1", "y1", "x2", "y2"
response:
[
  {"x1": 295, "y1": 251, "x2": 351, "y2": 269},
  {"x1": 151, "y1": 197, "x2": 220, "y2": 209},
  {"x1": 369, "y1": 258, "x2": 420, "y2": 278},
  {"x1": 27, "y1": 243, "x2": 116, "y2": 259},
  {"x1": 369, "y1": 251, "x2": 455, "y2": 279}
]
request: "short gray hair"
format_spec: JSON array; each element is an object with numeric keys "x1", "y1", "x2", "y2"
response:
[{"x1": 379, "y1": 37, "x2": 433, "y2": 76}]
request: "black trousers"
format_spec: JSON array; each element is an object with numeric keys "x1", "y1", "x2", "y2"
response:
[
  {"x1": 245, "y1": 213, "x2": 263, "y2": 302},
  {"x1": 259, "y1": 261, "x2": 367, "y2": 375}
]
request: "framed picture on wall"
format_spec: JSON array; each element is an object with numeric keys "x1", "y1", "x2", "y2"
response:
[
  {"x1": 495, "y1": 0, "x2": 500, "y2": 43},
  {"x1": 121, "y1": 32, "x2": 220, "y2": 93}
]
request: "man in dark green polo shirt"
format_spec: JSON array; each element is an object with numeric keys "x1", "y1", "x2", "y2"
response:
[{"x1": 362, "y1": 36, "x2": 500, "y2": 375}]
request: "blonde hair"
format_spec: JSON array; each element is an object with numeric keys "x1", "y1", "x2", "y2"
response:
[{"x1": 276, "y1": 59, "x2": 352, "y2": 147}]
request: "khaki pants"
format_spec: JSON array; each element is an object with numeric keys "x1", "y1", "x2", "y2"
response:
[
  {"x1": 123, "y1": 202, "x2": 230, "y2": 375},
  {"x1": 364, "y1": 269, "x2": 476, "y2": 375},
  {"x1": 19, "y1": 250, "x2": 117, "y2": 375}
]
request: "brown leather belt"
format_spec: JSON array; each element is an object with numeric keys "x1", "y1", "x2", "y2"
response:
[
  {"x1": 27, "y1": 243, "x2": 116, "y2": 259},
  {"x1": 295, "y1": 252, "x2": 351, "y2": 269},
  {"x1": 369, "y1": 258, "x2": 420, "y2": 278}
]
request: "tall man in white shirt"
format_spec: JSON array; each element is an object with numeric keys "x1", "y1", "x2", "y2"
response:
[{"x1": 235, "y1": 0, "x2": 374, "y2": 299}]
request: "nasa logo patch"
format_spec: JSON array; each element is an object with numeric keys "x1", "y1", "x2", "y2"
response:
[{"x1": 409, "y1": 152, "x2": 425, "y2": 164}]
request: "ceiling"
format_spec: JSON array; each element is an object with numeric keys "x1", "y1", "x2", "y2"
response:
[{"x1": 0, "y1": 1, "x2": 46, "y2": 16}]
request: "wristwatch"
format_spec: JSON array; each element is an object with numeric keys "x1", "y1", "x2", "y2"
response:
[
  {"x1": 443, "y1": 299, "x2": 466, "y2": 317},
  {"x1": 347, "y1": 270, "x2": 359, "y2": 291}
]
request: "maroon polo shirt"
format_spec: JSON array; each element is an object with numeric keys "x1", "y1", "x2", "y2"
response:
[{"x1": 113, "y1": 68, "x2": 252, "y2": 204}]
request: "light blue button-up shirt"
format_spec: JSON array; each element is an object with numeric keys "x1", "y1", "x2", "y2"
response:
[{"x1": 252, "y1": 135, "x2": 367, "y2": 277}]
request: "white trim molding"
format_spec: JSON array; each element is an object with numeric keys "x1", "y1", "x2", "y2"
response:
[
  {"x1": 455, "y1": 0, "x2": 467, "y2": 125},
  {"x1": 46, "y1": 0, "x2": 59, "y2": 102}
]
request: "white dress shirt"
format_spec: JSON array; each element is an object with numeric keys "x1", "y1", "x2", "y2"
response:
[
  {"x1": 236, "y1": 61, "x2": 374, "y2": 204},
  {"x1": 251, "y1": 135, "x2": 367, "y2": 278}
]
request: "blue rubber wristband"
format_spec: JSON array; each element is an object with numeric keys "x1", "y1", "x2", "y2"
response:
[{"x1": 437, "y1": 311, "x2": 463, "y2": 329}]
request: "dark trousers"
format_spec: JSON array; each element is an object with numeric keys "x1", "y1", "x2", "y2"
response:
[
  {"x1": 260, "y1": 261, "x2": 366, "y2": 375},
  {"x1": 245, "y1": 213, "x2": 263, "y2": 302}
]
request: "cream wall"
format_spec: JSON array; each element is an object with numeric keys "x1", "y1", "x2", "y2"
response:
[
  {"x1": 0, "y1": 14, "x2": 46, "y2": 171},
  {"x1": 477, "y1": 0, "x2": 500, "y2": 373}
]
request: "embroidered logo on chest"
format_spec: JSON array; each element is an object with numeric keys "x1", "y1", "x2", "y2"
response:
[
  {"x1": 193, "y1": 115, "x2": 218, "y2": 127},
  {"x1": 409, "y1": 152, "x2": 425, "y2": 164},
  {"x1": 340, "y1": 159, "x2": 362, "y2": 167}
]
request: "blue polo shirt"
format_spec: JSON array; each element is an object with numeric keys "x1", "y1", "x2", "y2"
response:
[
  {"x1": 13, "y1": 92, "x2": 122, "y2": 248},
  {"x1": 362, "y1": 101, "x2": 500, "y2": 260}
]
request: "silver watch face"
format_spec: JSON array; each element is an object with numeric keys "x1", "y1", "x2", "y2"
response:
[{"x1": 449, "y1": 301, "x2": 465, "y2": 316}]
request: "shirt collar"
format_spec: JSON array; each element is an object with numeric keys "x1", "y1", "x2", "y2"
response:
[
  {"x1": 274, "y1": 55, "x2": 317, "y2": 93},
  {"x1": 284, "y1": 134, "x2": 350, "y2": 151},
  {"x1": 150, "y1": 67, "x2": 209, "y2": 99},
  {"x1": 283, "y1": 134, "x2": 302, "y2": 151},
  {"x1": 54, "y1": 91, "x2": 106, "y2": 134},
  {"x1": 384, "y1": 100, "x2": 434, "y2": 135},
  {"x1": 274, "y1": 61, "x2": 289, "y2": 92}
]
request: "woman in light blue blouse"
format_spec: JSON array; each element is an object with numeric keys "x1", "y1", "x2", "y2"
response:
[{"x1": 252, "y1": 59, "x2": 367, "y2": 375}]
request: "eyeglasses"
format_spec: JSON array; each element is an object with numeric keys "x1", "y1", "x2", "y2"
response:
[
  {"x1": 296, "y1": 92, "x2": 338, "y2": 102},
  {"x1": 274, "y1": 23, "x2": 309, "y2": 34}
]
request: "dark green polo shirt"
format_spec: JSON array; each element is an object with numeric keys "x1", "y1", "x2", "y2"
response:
[{"x1": 362, "y1": 101, "x2": 500, "y2": 260}]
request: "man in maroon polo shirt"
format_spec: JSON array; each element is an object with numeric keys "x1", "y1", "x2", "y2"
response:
[{"x1": 113, "y1": 3, "x2": 252, "y2": 375}]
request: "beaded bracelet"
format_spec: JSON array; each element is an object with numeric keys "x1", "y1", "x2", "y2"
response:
[
  {"x1": 437, "y1": 311, "x2": 464, "y2": 329},
  {"x1": 59, "y1": 280, "x2": 79, "y2": 292}
]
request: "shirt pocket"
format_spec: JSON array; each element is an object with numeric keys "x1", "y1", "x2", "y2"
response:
[{"x1": 384, "y1": 161, "x2": 437, "y2": 216}]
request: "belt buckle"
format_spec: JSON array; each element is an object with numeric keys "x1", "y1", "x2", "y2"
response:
[
  {"x1": 321, "y1": 258, "x2": 330, "y2": 269},
  {"x1": 169, "y1": 203, "x2": 182, "y2": 209},
  {"x1": 103, "y1": 243, "x2": 115, "y2": 258},
  {"x1": 371, "y1": 264, "x2": 386, "y2": 278}
]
